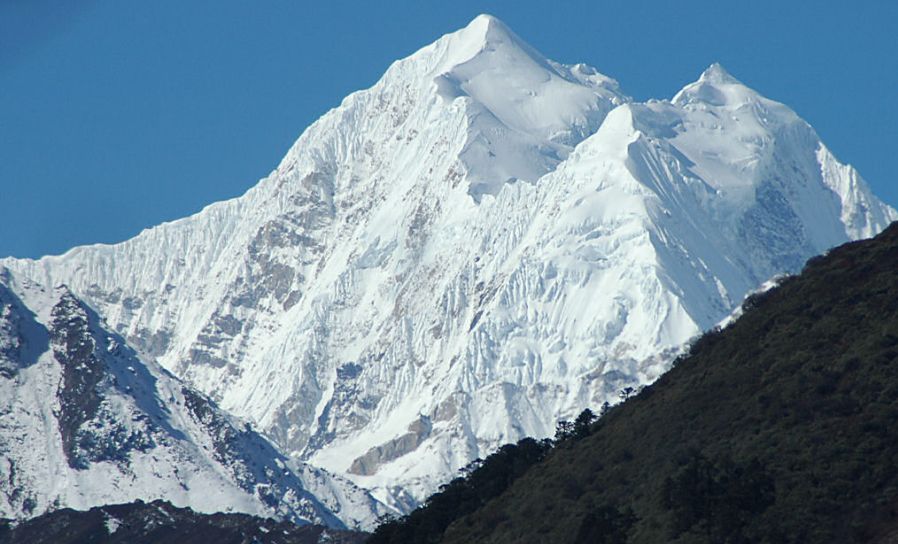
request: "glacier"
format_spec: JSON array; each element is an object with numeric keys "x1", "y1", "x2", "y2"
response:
[{"x1": 2, "y1": 14, "x2": 895, "y2": 512}]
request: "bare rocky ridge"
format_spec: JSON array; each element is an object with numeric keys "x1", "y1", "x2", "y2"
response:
[{"x1": 0, "y1": 277, "x2": 388, "y2": 528}]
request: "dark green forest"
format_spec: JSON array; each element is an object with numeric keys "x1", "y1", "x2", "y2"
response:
[
  {"x1": 0, "y1": 500, "x2": 365, "y2": 544},
  {"x1": 369, "y1": 223, "x2": 898, "y2": 543}
]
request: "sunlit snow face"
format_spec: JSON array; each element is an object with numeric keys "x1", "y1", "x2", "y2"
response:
[
  {"x1": 0, "y1": 14, "x2": 894, "y2": 521},
  {"x1": 424, "y1": 14, "x2": 626, "y2": 201}
]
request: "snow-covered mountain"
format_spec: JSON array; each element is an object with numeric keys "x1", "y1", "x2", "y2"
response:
[
  {"x1": 0, "y1": 272, "x2": 387, "y2": 528},
  {"x1": 2, "y1": 14, "x2": 895, "y2": 510}
]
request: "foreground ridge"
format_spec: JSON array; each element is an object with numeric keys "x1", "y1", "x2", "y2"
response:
[
  {"x1": 0, "y1": 500, "x2": 367, "y2": 544},
  {"x1": 0, "y1": 275, "x2": 388, "y2": 528}
]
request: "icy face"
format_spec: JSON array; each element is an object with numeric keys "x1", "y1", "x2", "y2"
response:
[
  {"x1": 430, "y1": 15, "x2": 626, "y2": 200},
  {"x1": 0, "y1": 277, "x2": 388, "y2": 529},
  {"x1": 2, "y1": 15, "x2": 895, "y2": 510}
]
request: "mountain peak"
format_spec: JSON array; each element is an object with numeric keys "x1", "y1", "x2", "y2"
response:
[
  {"x1": 673, "y1": 63, "x2": 766, "y2": 109},
  {"x1": 458, "y1": 14, "x2": 518, "y2": 49},
  {"x1": 416, "y1": 13, "x2": 626, "y2": 199},
  {"x1": 3, "y1": 16, "x2": 895, "y2": 524},
  {"x1": 435, "y1": 13, "x2": 544, "y2": 73},
  {"x1": 464, "y1": 13, "x2": 510, "y2": 38},
  {"x1": 698, "y1": 62, "x2": 740, "y2": 84}
]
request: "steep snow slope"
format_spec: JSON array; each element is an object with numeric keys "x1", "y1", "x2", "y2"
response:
[
  {"x1": 0, "y1": 273, "x2": 387, "y2": 528},
  {"x1": 2, "y1": 15, "x2": 894, "y2": 509}
]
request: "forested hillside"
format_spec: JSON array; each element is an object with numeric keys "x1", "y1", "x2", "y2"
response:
[
  {"x1": 371, "y1": 222, "x2": 898, "y2": 543},
  {"x1": 0, "y1": 500, "x2": 366, "y2": 544}
]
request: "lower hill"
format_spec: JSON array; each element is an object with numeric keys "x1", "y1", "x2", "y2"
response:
[
  {"x1": 370, "y1": 222, "x2": 898, "y2": 543},
  {"x1": 0, "y1": 279, "x2": 386, "y2": 528},
  {"x1": 0, "y1": 500, "x2": 366, "y2": 544}
]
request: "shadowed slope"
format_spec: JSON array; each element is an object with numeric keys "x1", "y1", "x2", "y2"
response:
[{"x1": 0, "y1": 500, "x2": 367, "y2": 544}]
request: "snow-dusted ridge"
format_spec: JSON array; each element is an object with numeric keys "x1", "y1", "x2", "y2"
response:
[
  {"x1": 0, "y1": 273, "x2": 389, "y2": 528},
  {"x1": 2, "y1": 14, "x2": 895, "y2": 512}
]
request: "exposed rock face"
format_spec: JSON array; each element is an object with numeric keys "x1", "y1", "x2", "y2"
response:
[
  {"x1": 0, "y1": 278, "x2": 388, "y2": 529},
  {"x1": 350, "y1": 417, "x2": 433, "y2": 476},
  {"x1": 50, "y1": 292, "x2": 156, "y2": 469}
]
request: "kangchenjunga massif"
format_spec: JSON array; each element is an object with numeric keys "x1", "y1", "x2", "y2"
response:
[{"x1": 0, "y1": 14, "x2": 894, "y2": 534}]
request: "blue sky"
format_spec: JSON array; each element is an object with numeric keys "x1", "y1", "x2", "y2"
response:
[{"x1": 2, "y1": 0, "x2": 896, "y2": 258}]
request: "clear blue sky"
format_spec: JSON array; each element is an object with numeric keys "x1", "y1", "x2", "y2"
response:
[{"x1": 2, "y1": 0, "x2": 896, "y2": 258}]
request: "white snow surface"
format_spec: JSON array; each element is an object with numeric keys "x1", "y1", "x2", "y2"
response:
[
  {"x1": 0, "y1": 275, "x2": 388, "y2": 529},
  {"x1": 2, "y1": 15, "x2": 895, "y2": 511}
]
